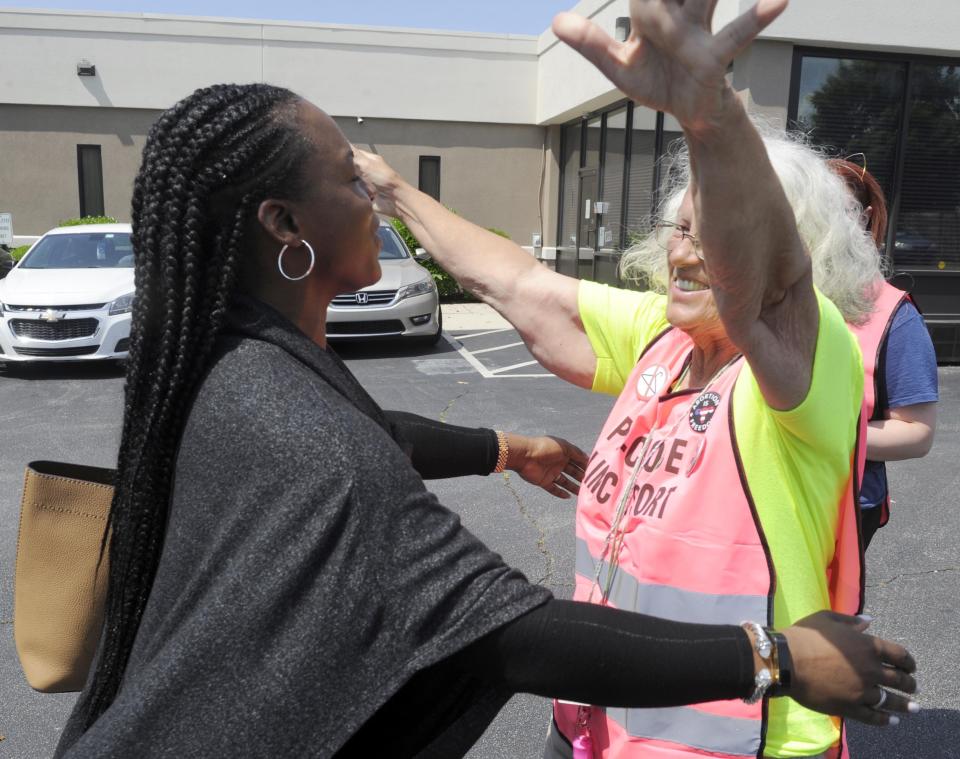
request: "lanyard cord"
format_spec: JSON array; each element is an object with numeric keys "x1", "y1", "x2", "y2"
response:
[{"x1": 588, "y1": 352, "x2": 743, "y2": 606}]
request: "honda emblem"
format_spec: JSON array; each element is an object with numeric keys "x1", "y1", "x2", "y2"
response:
[{"x1": 355, "y1": 292, "x2": 369, "y2": 305}]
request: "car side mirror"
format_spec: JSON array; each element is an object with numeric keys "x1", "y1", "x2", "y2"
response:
[{"x1": 414, "y1": 248, "x2": 431, "y2": 262}]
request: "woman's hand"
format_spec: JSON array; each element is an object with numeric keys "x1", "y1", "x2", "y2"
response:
[
  {"x1": 352, "y1": 146, "x2": 402, "y2": 217},
  {"x1": 504, "y1": 434, "x2": 588, "y2": 499},
  {"x1": 552, "y1": 0, "x2": 788, "y2": 134},
  {"x1": 782, "y1": 611, "x2": 918, "y2": 725}
]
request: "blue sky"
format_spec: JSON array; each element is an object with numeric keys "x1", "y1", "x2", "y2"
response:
[{"x1": 2, "y1": 1, "x2": 575, "y2": 34}]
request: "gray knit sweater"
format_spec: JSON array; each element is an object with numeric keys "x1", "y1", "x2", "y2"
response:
[{"x1": 56, "y1": 296, "x2": 550, "y2": 758}]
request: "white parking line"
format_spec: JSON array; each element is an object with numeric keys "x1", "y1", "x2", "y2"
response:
[
  {"x1": 455, "y1": 328, "x2": 512, "y2": 340},
  {"x1": 470, "y1": 341, "x2": 525, "y2": 355},
  {"x1": 490, "y1": 360, "x2": 540, "y2": 374},
  {"x1": 441, "y1": 333, "x2": 554, "y2": 379}
]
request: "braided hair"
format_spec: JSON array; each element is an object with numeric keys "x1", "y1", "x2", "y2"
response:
[{"x1": 73, "y1": 83, "x2": 315, "y2": 730}]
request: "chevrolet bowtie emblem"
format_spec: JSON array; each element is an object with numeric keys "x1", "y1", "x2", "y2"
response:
[{"x1": 41, "y1": 309, "x2": 62, "y2": 323}]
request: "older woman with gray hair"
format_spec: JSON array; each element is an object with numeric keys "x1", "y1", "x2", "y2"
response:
[{"x1": 356, "y1": 1, "x2": 910, "y2": 756}]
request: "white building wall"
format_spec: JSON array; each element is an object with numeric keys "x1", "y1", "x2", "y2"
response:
[{"x1": 0, "y1": 10, "x2": 539, "y2": 124}]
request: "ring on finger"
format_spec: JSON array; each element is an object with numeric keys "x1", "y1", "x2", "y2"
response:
[{"x1": 870, "y1": 687, "x2": 888, "y2": 710}]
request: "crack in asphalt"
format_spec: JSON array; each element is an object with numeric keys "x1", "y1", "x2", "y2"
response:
[
  {"x1": 867, "y1": 565, "x2": 960, "y2": 589},
  {"x1": 438, "y1": 388, "x2": 472, "y2": 423},
  {"x1": 501, "y1": 472, "x2": 555, "y2": 585}
]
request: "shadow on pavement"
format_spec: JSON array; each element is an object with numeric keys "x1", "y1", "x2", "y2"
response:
[
  {"x1": 0, "y1": 360, "x2": 125, "y2": 381},
  {"x1": 330, "y1": 336, "x2": 458, "y2": 362},
  {"x1": 847, "y1": 707, "x2": 960, "y2": 758}
]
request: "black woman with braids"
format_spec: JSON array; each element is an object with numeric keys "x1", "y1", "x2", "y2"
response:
[{"x1": 55, "y1": 83, "x2": 918, "y2": 759}]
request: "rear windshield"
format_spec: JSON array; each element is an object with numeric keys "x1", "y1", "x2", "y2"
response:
[
  {"x1": 20, "y1": 232, "x2": 134, "y2": 269},
  {"x1": 378, "y1": 227, "x2": 410, "y2": 260}
]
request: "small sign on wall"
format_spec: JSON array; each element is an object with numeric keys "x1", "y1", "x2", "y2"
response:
[{"x1": 0, "y1": 214, "x2": 11, "y2": 246}]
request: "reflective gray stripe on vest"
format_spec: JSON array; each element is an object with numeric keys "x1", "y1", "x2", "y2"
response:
[
  {"x1": 575, "y1": 538, "x2": 768, "y2": 625},
  {"x1": 605, "y1": 705, "x2": 761, "y2": 757}
]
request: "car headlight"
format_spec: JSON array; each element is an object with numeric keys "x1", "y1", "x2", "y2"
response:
[
  {"x1": 108, "y1": 292, "x2": 135, "y2": 316},
  {"x1": 396, "y1": 279, "x2": 435, "y2": 301}
]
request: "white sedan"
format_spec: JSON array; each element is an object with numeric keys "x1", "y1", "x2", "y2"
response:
[
  {"x1": 326, "y1": 221, "x2": 442, "y2": 344},
  {"x1": 0, "y1": 223, "x2": 134, "y2": 364}
]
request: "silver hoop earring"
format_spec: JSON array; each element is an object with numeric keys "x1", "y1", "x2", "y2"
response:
[{"x1": 277, "y1": 240, "x2": 316, "y2": 282}]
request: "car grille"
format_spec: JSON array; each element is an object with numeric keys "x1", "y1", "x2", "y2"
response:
[
  {"x1": 4, "y1": 303, "x2": 105, "y2": 312},
  {"x1": 14, "y1": 345, "x2": 100, "y2": 357},
  {"x1": 326, "y1": 320, "x2": 405, "y2": 336},
  {"x1": 10, "y1": 318, "x2": 99, "y2": 341},
  {"x1": 331, "y1": 290, "x2": 397, "y2": 307}
]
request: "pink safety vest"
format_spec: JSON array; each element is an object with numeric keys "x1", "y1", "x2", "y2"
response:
[
  {"x1": 848, "y1": 282, "x2": 911, "y2": 526},
  {"x1": 554, "y1": 327, "x2": 865, "y2": 759}
]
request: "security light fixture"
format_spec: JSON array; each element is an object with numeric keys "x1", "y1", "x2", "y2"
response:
[
  {"x1": 615, "y1": 17, "x2": 631, "y2": 42},
  {"x1": 76, "y1": 59, "x2": 96, "y2": 77},
  {"x1": 356, "y1": 116, "x2": 364, "y2": 124}
]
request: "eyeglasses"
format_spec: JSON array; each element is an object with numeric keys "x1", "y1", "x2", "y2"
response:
[{"x1": 654, "y1": 221, "x2": 704, "y2": 260}]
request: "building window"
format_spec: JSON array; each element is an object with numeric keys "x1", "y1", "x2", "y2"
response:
[
  {"x1": 791, "y1": 50, "x2": 960, "y2": 272},
  {"x1": 418, "y1": 156, "x2": 441, "y2": 201},
  {"x1": 557, "y1": 101, "x2": 684, "y2": 285},
  {"x1": 790, "y1": 49, "x2": 960, "y2": 362},
  {"x1": 77, "y1": 144, "x2": 105, "y2": 218}
]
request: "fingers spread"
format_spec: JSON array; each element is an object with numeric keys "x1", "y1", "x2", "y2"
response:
[
  {"x1": 552, "y1": 12, "x2": 628, "y2": 86},
  {"x1": 875, "y1": 638, "x2": 917, "y2": 674},
  {"x1": 554, "y1": 473, "x2": 580, "y2": 495},
  {"x1": 875, "y1": 689, "x2": 917, "y2": 715},
  {"x1": 713, "y1": 0, "x2": 788, "y2": 62},
  {"x1": 879, "y1": 665, "x2": 918, "y2": 695},
  {"x1": 847, "y1": 705, "x2": 895, "y2": 727},
  {"x1": 544, "y1": 482, "x2": 572, "y2": 499}
]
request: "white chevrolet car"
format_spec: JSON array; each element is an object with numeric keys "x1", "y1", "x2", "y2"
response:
[
  {"x1": 327, "y1": 221, "x2": 441, "y2": 344},
  {"x1": 0, "y1": 224, "x2": 134, "y2": 364}
]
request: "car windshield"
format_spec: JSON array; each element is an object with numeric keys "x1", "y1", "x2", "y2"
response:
[
  {"x1": 20, "y1": 232, "x2": 134, "y2": 269},
  {"x1": 378, "y1": 227, "x2": 410, "y2": 260}
]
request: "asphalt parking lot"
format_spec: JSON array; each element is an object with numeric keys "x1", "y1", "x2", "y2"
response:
[{"x1": 1, "y1": 323, "x2": 958, "y2": 758}]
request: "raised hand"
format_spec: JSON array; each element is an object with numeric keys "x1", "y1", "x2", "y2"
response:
[
  {"x1": 352, "y1": 146, "x2": 401, "y2": 217},
  {"x1": 552, "y1": 0, "x2": 788, "y2": 134}
]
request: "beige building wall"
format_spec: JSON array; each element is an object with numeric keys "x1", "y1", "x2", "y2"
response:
[
  {"x1": 0, "y1": 104, "x2": 157, "y2": 236},
  {"x1": 0, "y1": 104, "x2": 547, "y2": 244},
  {"x1": 340, "y1": 117, "x2": 548, "y2": 247}
]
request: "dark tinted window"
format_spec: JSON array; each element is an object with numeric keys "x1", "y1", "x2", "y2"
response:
[
  {"x1": 21, "y1": 232, "x2": 133, "y2": 269},
  {"x1": 559, "y1": 122, "x2": 582, "y2": 252},
  {"x1": 418, "y1": 156, "x2": 441, "y2": 201},
  {"x1": 600, "y1": 108, "x2": 627, "y2": 250},
  {"x1": 794, "y1": 56, "x2": 906, "y2": 205},
  {"x1": 377, "y1": 227, "x2": 410, "y2": 260},
  {"x1": 893, "y1": 63, "x2": 960, "y2": 270},
  {"x1": 77, "y1": 145, "x2": 105, "y2": 217}
]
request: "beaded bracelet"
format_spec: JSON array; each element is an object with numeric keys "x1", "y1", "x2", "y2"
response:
[{"x1": 493, "y1": 430, "x2": 509, "y2": 473}]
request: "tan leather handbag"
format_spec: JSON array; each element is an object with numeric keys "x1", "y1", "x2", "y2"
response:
[{"x1": 14, "y1": 460, "x2": 115, "y2": 693}]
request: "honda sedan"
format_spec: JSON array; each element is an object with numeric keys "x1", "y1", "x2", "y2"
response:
[{"x1": 326, "y1": 221, "x2": 441, "y2": 344}]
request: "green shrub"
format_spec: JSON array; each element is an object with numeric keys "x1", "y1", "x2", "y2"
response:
[
  {"x1": 389, "y1": 217, "x2": 468, "y2": 300},
  {"x1": 11, "y1": 245, "x2": 30, "y2": 261},
  {"x1": 388, "y1": 218, "x2": 511, "y2": 301},
  {"x1": 57, "y1": 215, "x2": 119, "y2": 227}
]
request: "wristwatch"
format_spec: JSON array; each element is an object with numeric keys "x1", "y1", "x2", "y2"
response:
[{"x1": 767, "y1": 629, "x2": 793, "y2": 697}]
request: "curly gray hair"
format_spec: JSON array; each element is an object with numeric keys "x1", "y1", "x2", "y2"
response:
[{"x1": 620, "y1": 123, "x2": 885, "y2": 326}]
